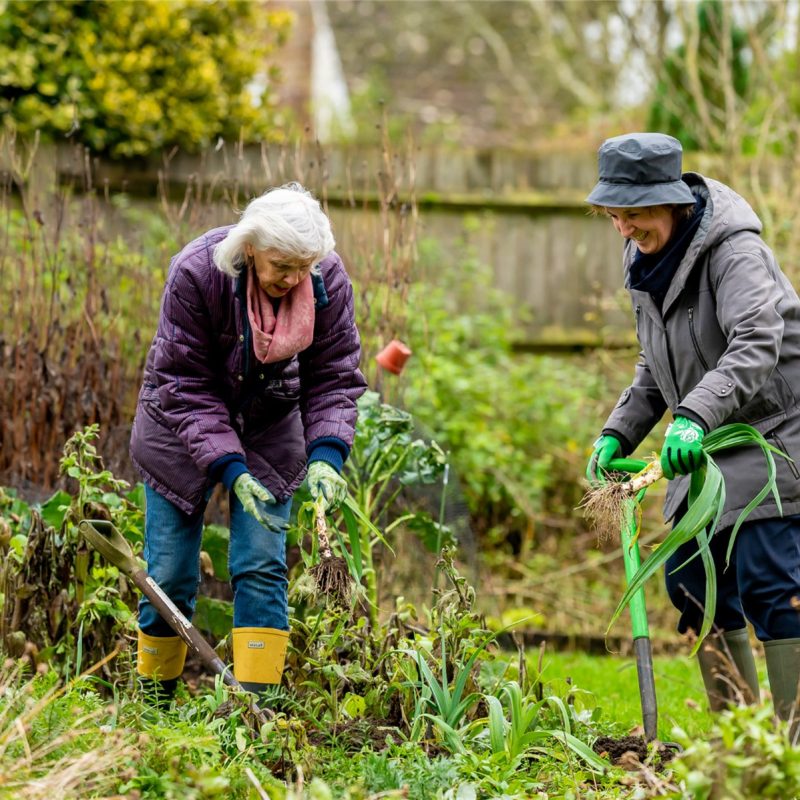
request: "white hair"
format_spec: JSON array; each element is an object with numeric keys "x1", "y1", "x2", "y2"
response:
[{"x1": 213, "y1": 182, "x2": 335, "y2": 277}]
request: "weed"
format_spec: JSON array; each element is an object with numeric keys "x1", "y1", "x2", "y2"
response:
[{"x1": 670, "y1": 702, "x2": 800, "y2": 799}]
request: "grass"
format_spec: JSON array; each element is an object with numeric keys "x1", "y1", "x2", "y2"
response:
[
  {"x1": 537, "y1": 649, "x2": 762, "y2": 741},
  {"x1": 0, "y1": 648, "x2": 785, "y2": 799}
]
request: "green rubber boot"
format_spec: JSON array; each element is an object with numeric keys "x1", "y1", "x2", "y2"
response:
[
  {"x1": 764, "y1": 637, "x2": 800, "y2": 729},
  {"x1": 697, "y1": 628, "x2": 760, "y2": 711}
]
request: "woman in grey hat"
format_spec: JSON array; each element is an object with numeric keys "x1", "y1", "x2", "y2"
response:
[{"x1": 585, "y1": 132, "x2": 800, "y2": 724}]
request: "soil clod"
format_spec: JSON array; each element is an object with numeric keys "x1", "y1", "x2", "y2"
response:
[{"x1": 593, "y1": 735, "x2": 678, "y2": 771}]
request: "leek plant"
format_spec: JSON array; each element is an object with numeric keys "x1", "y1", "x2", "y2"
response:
[
  {"x1": 481, "y1": 680, "x2": 607, "y2": 771},
  {"x1": 591, "y1": 423, "x2": 786, "y2": 649},
  {"x1": 407, "y1": 634, "x2": 486, "y2": 753}
]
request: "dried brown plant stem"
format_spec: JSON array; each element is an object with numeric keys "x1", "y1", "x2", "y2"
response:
[{"x1": 580, "y1": 461, "x2": 664, "y2": 542}]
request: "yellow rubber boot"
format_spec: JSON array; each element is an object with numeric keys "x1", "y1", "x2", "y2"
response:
[
  {"x1": 137, "y1": 630, "x2": 187, "y2": 704},
  {"x1": 232, "y1": 627, "x2": 289, "y2": 695}
]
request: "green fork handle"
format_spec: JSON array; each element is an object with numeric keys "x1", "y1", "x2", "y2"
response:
[
  {"x1": 605, "y1": 458, "x2": 658, "y2": 741},
  {"x1": 607, "y1": 458, "x2": 649, "y2": 639}
]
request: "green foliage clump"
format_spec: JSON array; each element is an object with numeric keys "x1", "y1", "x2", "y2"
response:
[
  {"x1": 0, "y1": 0, "x2": 292, "y2": 156},
  {"x1": 1, "y1": 425, "x2": 143, "y2": 679},
  {"x1": 670, "y1": 703, "x2": 800, "y2": 799},
  {"x1": 648, "y1": 0, "x2": 749, "y2": 152},
  {"x1": 401, "y1": 237, "x2": 610, "y2": 543}
]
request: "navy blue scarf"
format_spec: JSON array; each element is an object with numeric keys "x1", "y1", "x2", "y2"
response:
[{"x1": 629, "y1": 196, "x2": 706, "y2": 310}]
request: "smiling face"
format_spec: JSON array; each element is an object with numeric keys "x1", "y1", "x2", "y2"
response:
[
  {"x1": 245, "y1": 246, "x2": 315, "y2": 298},
  {"x1": 606, "y1": 205, "x2": 677, "y2": 255}
]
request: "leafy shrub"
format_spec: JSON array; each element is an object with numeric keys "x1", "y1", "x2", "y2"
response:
[
  {"x1": 647, "y1": 0, "x2": 749, "y2": 153},
  {"x1": 670, "y1": 702, "x2": 800, "y2": 799},
  {"x1": 0, "y1": 0, "x2": 292, "y2": 156},
  {"x1": 400, "y1": 238, "x2": 611, "y2": 546},
  {"x1": 1, "y1": 426, "x2": 143, "y2": 678}
]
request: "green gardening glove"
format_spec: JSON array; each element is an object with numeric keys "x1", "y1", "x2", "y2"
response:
[
  {"x1": 307, "y1": 461, "x2": 348, "y2": 512},
  {"x1": 232, "y1": 473, "x2": 288, "y2": 533},
  {"x1": 586, "y1": 434, "x2": 622, "y2": 483},
  {"x1": 660, "y1": 416, "x2": 706, "y2": 480}
]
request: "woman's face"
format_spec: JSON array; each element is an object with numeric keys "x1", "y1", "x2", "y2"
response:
[
  {"x1": 246, "y1": 246, "x2": 315, "y2": 298},
  {"x1": 605, "y1": 205, "x2": 676, "y2": 255}
]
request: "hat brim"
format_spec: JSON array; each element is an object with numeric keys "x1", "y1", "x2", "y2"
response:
[{"x1": 585, "y1": 179, "x2": 695, "y2": 208}]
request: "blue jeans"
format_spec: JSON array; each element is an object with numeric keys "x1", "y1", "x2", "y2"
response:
[{"x1": 138, "y1": 485, "x2": 292, "y2": 636}]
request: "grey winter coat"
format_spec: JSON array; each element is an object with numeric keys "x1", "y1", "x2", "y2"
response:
[
  {"x1": 603, "y1": 173, "x2": 800, "y2": 530},
  {"x1": 130, "y1": 226, "x2": 367, "y2": 514}
]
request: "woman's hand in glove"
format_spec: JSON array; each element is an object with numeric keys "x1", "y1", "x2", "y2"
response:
[
  {"x1": 586, "y1": 434, "x2": 622, "y2": 482},
  {"x1": 307, "y1": 462, "x2": 348, "y2": 512},
  {"x1": 660, "y1": 416, "x2": 705, "y2": 479},
  {"x1": 233, "y1": 473, "x2": 288, "y2": 532}
]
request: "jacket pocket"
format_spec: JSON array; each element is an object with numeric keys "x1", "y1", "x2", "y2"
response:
[
  {"x1": 265, "y1": 377, "x2": 301, "y2": 401},
  {"x1": 243, "y1": 378, "x2": 301, "y2": 428},
  {"x1": 688, "y1": 307, "x2": 710, "y2": 371},
  {"x1": 770, "y1": 432, "x2": 800, "y2": 480}
]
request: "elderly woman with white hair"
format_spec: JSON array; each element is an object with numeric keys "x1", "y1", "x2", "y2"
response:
[{"x1": 130, "y1": 182, "x2": 367, "y2": 700}]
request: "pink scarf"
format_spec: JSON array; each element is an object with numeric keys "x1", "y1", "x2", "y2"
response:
[{"x1": 246, "y1": 267, "x2": 315, "y2": 363}]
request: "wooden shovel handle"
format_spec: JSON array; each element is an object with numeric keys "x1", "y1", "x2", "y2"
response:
[{"x1": 80, "y1": 520, "x2": 271, "y2": 722}]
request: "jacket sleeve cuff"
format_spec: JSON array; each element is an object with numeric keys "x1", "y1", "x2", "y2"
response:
[
  {"x1": 209, "y1": 454, "x2": 248, "y2": 490},
  {"x1": 307, "y1": 437, "x2": 349, "y2": 473}
]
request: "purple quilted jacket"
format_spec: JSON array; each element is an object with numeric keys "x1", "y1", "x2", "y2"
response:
[{"x1": 129, "y1": 225, "x2": 367, "y2": 513}]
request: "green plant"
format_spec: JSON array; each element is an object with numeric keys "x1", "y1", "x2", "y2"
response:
[
  {"x1": 401, "y1": 236, "x2": 610, "y2": 550},
  {"x1": 1, "y1": 425, "x2": 143, "y2": 677},
  {"x1": 294, "y1": 391, "x2": 448, "y2": 626},
  {"x1": 407, "y1": 635, "x2": 486, "y2": 753},
  {"x1": 0, "y1": 0, "x2": 293, "y2": 156},
  {"x1": 670, "y1": 702, "x2": 800, "y2": 799},
  {"x1": 481, "y1": 680, "x2": 606, "y2": 771}
]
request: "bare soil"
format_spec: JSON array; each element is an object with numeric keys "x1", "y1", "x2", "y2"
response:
[{"x1": 592, "y1": 735, "x2": 678, "y2": 771}]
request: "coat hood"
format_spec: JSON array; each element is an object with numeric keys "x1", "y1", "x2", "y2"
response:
[
  {"x1": 631, "y1": 174, "x2": 763, "y2": 317},
  {"x1": 683, "y1": 172, "x2": 762, "y2": 254}
]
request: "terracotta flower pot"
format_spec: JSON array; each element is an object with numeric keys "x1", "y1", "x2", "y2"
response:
[{"x1": 375, "y1": 339, "x2": 412, "y2": 375}]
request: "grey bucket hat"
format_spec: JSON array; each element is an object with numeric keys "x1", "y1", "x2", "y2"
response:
[{"x1": 585, "y1": 132, "x2": 696, "y2": 207}]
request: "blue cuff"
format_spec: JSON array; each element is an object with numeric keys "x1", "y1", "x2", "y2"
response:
[
  {"x1": 209, "y1": 454, "x2": 248, "y2": 490},
  {"x1": 307, "y1": 437, "x2": 349, "y2": 473}
]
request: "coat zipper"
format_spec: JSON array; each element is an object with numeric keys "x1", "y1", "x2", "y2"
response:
[{"x1": 688, "y1": 307, "x2": 710, "y2": 371}]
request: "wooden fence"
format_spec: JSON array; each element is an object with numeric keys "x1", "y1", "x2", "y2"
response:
[{"x1": 14, "y1": 142, "x2": 661, "y2": 346}]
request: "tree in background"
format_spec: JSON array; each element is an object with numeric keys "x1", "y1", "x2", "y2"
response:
[
  {"x1": 648, "y1": 0, "x2": 750, "y2": 152},
  {"x1": 327, "y1": 0, "x2": 674, "y2": 147},
  {"x1": 635, "y1": 1, "x2": 800, "y2": 280},
  {"x1": 0, "y1": 0, "x2": 292, "y2": 157}
]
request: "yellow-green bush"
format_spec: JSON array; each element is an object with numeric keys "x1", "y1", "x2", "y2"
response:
[{"x1": 0, "y1": 0, "x2": 292, "y2": 156}]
